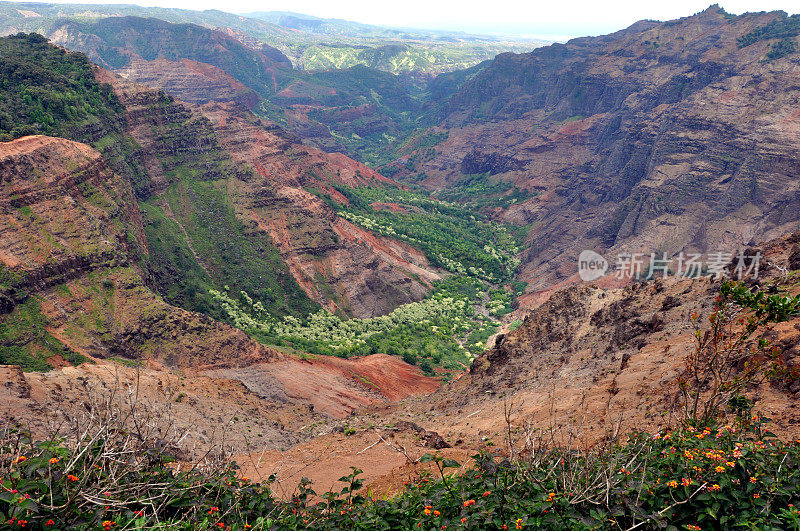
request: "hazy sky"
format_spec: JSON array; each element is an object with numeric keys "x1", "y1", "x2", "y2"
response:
[{"x1": 40, "y1": 0, "x2": 800, "y2": 39}]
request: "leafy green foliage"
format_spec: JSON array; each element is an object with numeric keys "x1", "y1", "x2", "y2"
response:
[
  {"x1": 0, "y1": 33, "x2": 121, "y2": 141},
  {"x1": 767, "y1": 38, "x2": 798, "y2": 60},
  {"x1": 720, "y1": 280, "x2": 800, "y2": 323},
  {"x1": 204, "y1": 181, "x2": 525, "y2": 373},
  {"x1": 210, "y1": 277, "x2": 501, "y2": 374},
  {"x1": 329, "y1": 185, "x2": 521, "y2": 282},
  {"x1": 0, "y1": 298, "x2": 84, "y2": 371},
  {"x1": 3, "y1": 426, "x2": 798, "y2": 529}
]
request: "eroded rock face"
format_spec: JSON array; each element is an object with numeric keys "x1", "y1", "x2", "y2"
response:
[
  {"x1": 401, "y1": 7, "x2": 800, "y2": 297},
  {"x1": 96, "y1": 68, "x2": 439, "y2": 318},
  {"x1": 398, "y1": 232, "x2": 800, "y2": 448},
  {"x1": 0, "y1": 135, "x2": 274, "y2": 369},
  {"x1": 49, "y1": 15, "x2": 292, "y2": 100},
  {"x1": 195, "y1": 100, "x2": 440, "y2": 318},
  {"x1": 116, "y1": 57, "x2": 261, "y2": 108},
  {"x1": 0, "y1": 136, "x2": 441, "y2": 442}
]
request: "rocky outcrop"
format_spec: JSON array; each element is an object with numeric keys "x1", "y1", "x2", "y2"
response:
[
  {"x1": 116, "y1": 57, "x2": 261, "y2": 108},
  {"x1": 94, "y1": 66, "x2": 440, "y2": 318},
  {"x1": 402, "y1": 231, "x2": 800, "y2": 447},
  {"x1": 198, "y1": 101, "x2": 442, "y2": 317},
  {"x1": 401, "y1": 7, "x2": 800, "y2": 298},
  {"x1": 0, "y1": 135, "x2": 275, "y2": 369}
]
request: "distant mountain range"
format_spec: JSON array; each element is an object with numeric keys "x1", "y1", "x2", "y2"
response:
[{"x1": 0, "y1": 1, "x2": 545, "y2": 73}]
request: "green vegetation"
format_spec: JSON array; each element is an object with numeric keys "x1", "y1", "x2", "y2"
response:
[
  {"x1": 438, "y1": 172, "x2": 534, "y2": 210},
  {"x1": 294, "y1": 41, "x2": 517, "y2": 74},
  {"x1": 282, "y1": 66, "x2": 431, "y2": 167},
  {"x1": 738, "y1": 13, "x2": 800, "y2": 48},
  {"x1": 0, "y1": 33, "x2": 121, "y2": 141},
  {"x1": 0, "y1": 265, "x2": 27, "y2": 301},
  {"x1": 201, "y1": 182, "x2": 524, "y2": 374},
  {"x1": 141, "y1": 175, "x2": 318, "y2": 321},
  {"x1": 4, "y1": 284, "x2": 800, "y2": 528},
  {"x1": 0, "y1": 3, "x2": 539, "y2": 77},
  {"x1": 210, "y1": 277, "x2": 502, "y2": 375},
  {"x1": 0, "y1": 297, "x2": 84, "y2": 371},
  {"x1": 2, "y1": 423, "x2": 798, "y2": 530},
  {"x1": 329, "y1": 185, "x2": 521, "y2": 282},
  {"x1": 0, "y1": 33, "x2": 316, "y2": 343},
  {"x1": 680, "y1": 280, "x2": 800, "y2": 427},
  {"x1": 737, "y1": 13, "x2": 800, "y2": 60},
  {"x1": 767, "y1": 37, "x2": 798, "y2": 60}
]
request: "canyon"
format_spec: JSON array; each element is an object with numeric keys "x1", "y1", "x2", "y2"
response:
[{"x1": 1, "y1": 5, "x2": 800, "y2": 518}]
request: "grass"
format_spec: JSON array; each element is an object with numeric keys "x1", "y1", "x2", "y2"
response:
[
  {"x1": 0, "y1": 297, "x2": 85, "y2": 371},
  {"x1": 141, "y1": 171, "x2": 318, "y2": 321},
  {"x1": 438, "y1": 172, "x2": 535, "y2": 210}
]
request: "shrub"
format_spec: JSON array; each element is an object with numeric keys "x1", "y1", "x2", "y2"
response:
[
  {"x1": 678, "y1": 281, "x2": 800, "y2": 428},
  {"x1": 2, "y1": 424, "x2": 798, "y2": 529}
]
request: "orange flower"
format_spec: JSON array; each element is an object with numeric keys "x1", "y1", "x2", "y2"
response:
[
  {"x1": 44, "y1": 521, "x2": 55, "y2": 527},
  {"x1": 461, "y1": 517, "x2": 467, "y2": 524},
  {"x1": 681, "y1": 478, "x2": 693, "y2": 487},
  {"x1": 715, "y1": 466, "x2": 726, "y2": 473},
  {"x1": 67, "y1": 474, "x2": 79, "y2": 482},
  {"x1": 686, "y1": 525, "x2": 701, "y2": 531},
  {"x1": 12, "y1": 456, "x2": 26, "y2": 464},
  {"x1": 667, "y1": 480, "x2": 679, "y2": 488},
  {"x1": 244, "y1": 525, "x2": 251, "y2": 530},
  {"x1": 753, "y1": 493, "x2": 760, "y2": 499},
  {"x1": 483, "y1": 491, "x2": 491, "y2": 497},
  {"x1": 424, "y1": 506, "x2": 432, "y2": 515},
  {"x1": 463, "y1": 499, "x2": 475, "y2": 507},
  {"x1": 750, "y1": 476, "x2": 757, "y2": 484},
  {"x1": 434, "y1": 510, "x2": 440, "y2": 516},
  {"x1": 709, "y1": 484, "x2": 721, "y2": 492},
  {"x1": 546, "y1": 492, "x2": 556, "y2": 502},
  {"x1": 515, "y1": 518, "x2": 524, "y2": 529},
  {"x1": 48, "y1": 458, "x2": 59, "y2": 465}
]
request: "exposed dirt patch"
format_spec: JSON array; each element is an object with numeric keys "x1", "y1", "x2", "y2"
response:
[
  {"x1": 238, "y1": 426, "x2": 472, "y2": 499},
  {"x1": 208, "y1": 354, "x2": 439, "y2": 419}
]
